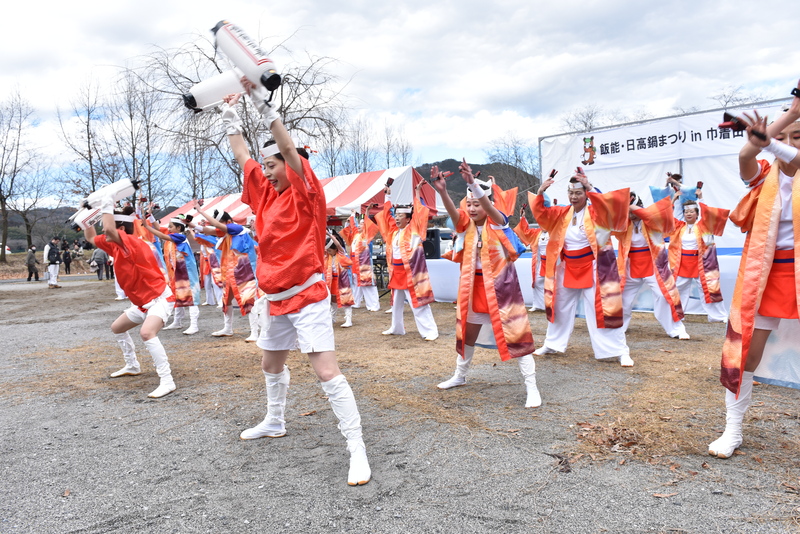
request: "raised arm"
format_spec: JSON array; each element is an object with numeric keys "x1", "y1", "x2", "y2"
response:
[
  {"x1": 220, "y1": 93, "x2": 252, "y2": 171},
  {"x1": 192, "y1": 199, "x2": 227, "y2": 232},
  {"x1": 142, "y1": 217, "x2": 170, "y2": 241},
  {"x1": 459, "y1": 158, "x2": 505, "y2": 226}
]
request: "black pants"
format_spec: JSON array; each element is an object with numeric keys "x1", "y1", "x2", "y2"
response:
[
  {"x1": 64, "y1": 261, "x2": 71, "y2": 274},
  {"x1": 27, "y1": 265, "x2": 39, "y2": 281}
]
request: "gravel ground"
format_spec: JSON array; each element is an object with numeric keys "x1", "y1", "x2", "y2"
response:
[{"x1": 2, "y1": 278, "x2": 799, "y2": 533}]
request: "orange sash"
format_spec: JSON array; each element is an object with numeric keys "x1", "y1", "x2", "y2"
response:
[
  {"x1": 758, "y1": 250, "x2": 798, "y2": 319},
  {"x1": 561, "y1": 246, "x2": 594, "y2": 289},
  {"x1": 677, "y1": 250, "x2": 699, "y2": 278},
  {"x1": 628, "y1": 246, "x2": 653, "y2": 278}
]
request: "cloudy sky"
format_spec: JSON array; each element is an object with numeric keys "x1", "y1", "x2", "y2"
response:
[{"x1": 3, "y1": 0, "x2": 800, "y2": 169}]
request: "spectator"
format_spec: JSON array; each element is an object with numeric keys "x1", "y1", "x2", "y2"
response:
[
  {"x1": 44, "y1": 237, "x2": 62, "y2": 289},
  {"x1": 90, "y1": 246, "x2": 109, "y2": 281},
  {"x1": 25, "y1": 245, "x2": 40, "y2": 282},
  {"x1": 62, "y1": 247, "x2": 72, "y2": 275}
]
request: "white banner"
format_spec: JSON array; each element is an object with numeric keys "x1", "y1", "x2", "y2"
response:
[{"x1": 542, "y1": 105, "x2": 784, "y2": 171}]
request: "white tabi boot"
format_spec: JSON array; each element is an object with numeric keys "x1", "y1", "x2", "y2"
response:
[
  {"x1": 321, "y1": 375, "x2": 371, "y2": 486},
  {"x1": 144, "y1": 337, "x2": 176, "y2": 398},
  {"x1": 240, "y1": 366, "x2": 290, "y2": 439},
  {"x1": 341, "y1": 306, "x2": 353, "y2": 328},
  {"x1": 708, "y1": 371, "x2": 754, "y2": 459},
  {"x1": 437, "y1": 345, "x2": 474, "y2": 389},
  {"x1": 245, "y1": 310, "x2": 260, "y2": 342},
  {"x1": 517, "y1": 354, "x2": 542, "y2": 408},
  {"x1": 212, "y1": 308, "x2": 234, "y2": 337},
  {"x1": 162, "y1": 307, "x2": 185, "y2": 330},
  {"x1": 182, "y1": 306, "x2": 199, "y2": 335},
  {"x1": 110, "y1": 332, "x2": 141, "y2": 377}
]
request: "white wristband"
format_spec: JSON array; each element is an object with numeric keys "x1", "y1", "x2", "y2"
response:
[
  {"x1": 467, "y1": 182, "x2": 485, "y2": 199},
  {"x1": 763, "y1": 139, "x2": 799, "y2": 164}
]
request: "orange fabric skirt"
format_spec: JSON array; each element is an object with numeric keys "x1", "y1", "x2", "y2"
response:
[
  {"x1": 561, "y1": 246, "x2": 594, "y2": 289},
  {"x1": 472, "y1": 269, "x2": 488, "y2": 313},
  {"x1": 389, "y1": 261, "x2": 408, "y2": 290},
  {"x1": 758, "y1": 250, "x2": 798, "y2": 319},
  {"x1": 677, "y1": 249, "x2": 699, "y2": 278},
  {"x1": 629, "y1": 247, "x2": 653, "y2": 279}
]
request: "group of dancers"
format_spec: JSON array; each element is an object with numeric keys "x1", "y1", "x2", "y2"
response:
[{"x1": 80, "y1": 77, "x2": 800, "y2": 484}]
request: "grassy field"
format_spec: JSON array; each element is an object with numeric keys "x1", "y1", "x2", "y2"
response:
[{"x1": 0, "y1": 252, "x2": 91, "y2": 279}]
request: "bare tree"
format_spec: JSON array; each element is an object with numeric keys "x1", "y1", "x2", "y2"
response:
[
  {"x1": 709, "y1": 85, "x2": 768, "y2": 108},
  {"x1": 8, "y1": 160, "x2": 61, "y2": 249},
  {"x1": 105, "y1": 68, "x2": 177, "y2": 205},
  {"x1": 339, "y1": 116, "x2": 377, "y2": 174},
  {"x1": 560, "y1": 104, "x2": 605, "y2": 132},
  {"x1": 57, "y1": 78, "x2": 117, "y2": 197},
  {"x1": 485, "y1": 132, "x2": 540, "y2": 218},
  {"x1": 0, "y1": 89, "x2": 36, "y2": 263}
]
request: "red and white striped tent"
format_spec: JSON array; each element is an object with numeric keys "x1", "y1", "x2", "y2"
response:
[{"x1": 163, "y1": 165, "x2": 446, "y2": 224}]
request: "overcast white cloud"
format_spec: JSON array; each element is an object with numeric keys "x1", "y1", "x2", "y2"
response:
[{"x1": 2, "y1": 0, "x2": 800, "y2": 168}]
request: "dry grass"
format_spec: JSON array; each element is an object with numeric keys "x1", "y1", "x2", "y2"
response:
[
  {"x1": 4, "y1": 284, "x2": 800, "y2": 472},
  {"x1": 0, "y1": 252, "x2": 91, "y2": 279}
]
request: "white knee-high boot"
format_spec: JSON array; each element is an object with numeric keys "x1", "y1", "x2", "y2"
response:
[
  {"x1": 708, "y1": 372, "x2": 754, "y2": 459},
  {"x1": 240, "y1": 366, "x2": 290, "y2": 439},
  {"x1": 341, "y1": 306, "x2": 353, "y2": 328},
  {"x1": 163, "y1": 307, "x2": 185, "y2": 330},
  {"x1": 321, "y1": 375, "x2": 371, "y2": 486},
  {"x1": 144, "y1": 337, "x2": 176, "y2": 398},
  {"x1": 183, "y1": 306, "x2": 199, "y2": 335},
  {"x1": 212, "y1": 308, "x2": 234, "y2": 337},
  {"x1": 245, "y1": 310, "x2": 260, "y2": 342},
  {"x1": 110, "y1": 332, "x2": 141, "y2": 377},
  {"x1": 517, "y1": 354, "x2": 541, "y2": 408},
  {"x1": 437, "y1": 345, "x2": 474, "y2": 389}
]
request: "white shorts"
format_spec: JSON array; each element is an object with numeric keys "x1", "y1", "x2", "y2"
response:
[
  {"x1": 257, "y1": 297, "x2": 336, "y2": 353},
  {"x1": 124, "y1": 288, "x2": 175, "y2": 326},
  {"x1": 466, "y1": 308, "x2": 492, "y2": 325}
]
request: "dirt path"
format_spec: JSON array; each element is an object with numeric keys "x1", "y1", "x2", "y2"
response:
[{"x1": 1, "y1": 280, "x2": 799, "y2": 533}]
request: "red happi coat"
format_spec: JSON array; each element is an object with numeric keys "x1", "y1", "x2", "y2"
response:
[
  {"x1": 529, "y1": 188, "x2": 630, "y2": 328},
  {"x1": 514, "y1": 217, "x2": 543, "y2": 289},
  {"x1": 375, "y1": 196, "x2": 434, "y2": 308},
  {"x1": 615, "y1": 197, "x2": 683, "y2": 322},
  {"x1": 722, "y1": 160, "x2": 800, "y2": 395},
  {"x1": 325, "y1": 251, "x2": 355, "y2": 308},
  {"x1": 668, "y1": 204, "x2": 729, "y2": 304},
  {"x1": 447, "y1": 185, "x2": 534, "y2": 361},
  {"x1": 341, "y1": 214, "x2": 378, "y2": 287}
]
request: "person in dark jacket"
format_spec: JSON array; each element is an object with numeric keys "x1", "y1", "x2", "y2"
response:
[
  {"x1": 62, "y1": 247, "x2": 72, "y2": 275},
  {"x1": 46, "y1": 237, "x2": 62, "y2": 288},
  {"x1": 26, "y1": 246, "x2": 40, "y2": 282}
]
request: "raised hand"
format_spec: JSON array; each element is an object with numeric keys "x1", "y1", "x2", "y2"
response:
[
  {"x1": 459, "y1": 158, "x2": 474, "y2": 184},
  {"x1": 741, "y1": 111, "x2": 770, "y2": 147}
]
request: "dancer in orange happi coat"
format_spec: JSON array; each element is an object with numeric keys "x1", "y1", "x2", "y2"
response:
[
  {"x1": 431, "y1": 162, "x2": 540, "y2": 407},
  {"x1": 531, "y1": 169, "x2": 632, "y2": 366},
  {"x1": 711, "y1": 81, "x2": 800, "y2": 459}
]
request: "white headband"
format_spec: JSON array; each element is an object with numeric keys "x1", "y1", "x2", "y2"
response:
[
  {"x1": 170, "y1": 217, "x2": 186, "y2": 226},
  {"x1": 325, "y1": 237, "x2": 336, "y2": 249},
  {"x1": 260, "y1": 138, "x2": 303, "y2": 160},
  {"x1": 395, "y1": 207, "x2": 412, "y2": 214},
  {"x1": 114, "y1": 214, "x2": 135, "y2": 223}
]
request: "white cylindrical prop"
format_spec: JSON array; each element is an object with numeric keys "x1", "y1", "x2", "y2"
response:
[
  {"x1": 182, "y1": 70, "x2": 245, "y2": 112},
  {"x1": 68, "y1": 207, "x2": 103, "y2": 231},
  {"x1": 212, "y1": 20, "x2": 281, "y2": 92},
  {"x1": 83, "y1": 178, "x2": 139, "y2": 209}
]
